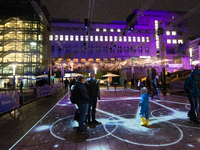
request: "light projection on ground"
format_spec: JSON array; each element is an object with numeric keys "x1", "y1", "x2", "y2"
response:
[
  {"x1": 9, "y1": 89, "x2": 200, "y2": 149},
  {"x1": 49, "y1": 92, "x2": 200, "y2": 147}
]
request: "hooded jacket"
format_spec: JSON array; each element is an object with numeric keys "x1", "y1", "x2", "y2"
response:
[
  {"x1": 184, "y1": 70, "x2": 200, "y2": 96},
  {"x1": 139, "y1": 93, "x2": 150, "y2": 110},
  {"x1": 76, "y1": 82, "x2": 91, "y2": 105}
]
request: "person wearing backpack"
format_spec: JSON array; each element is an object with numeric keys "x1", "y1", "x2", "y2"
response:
[
  {"x1": 151, "y1": 75, "x2": 161, "y2": 100},
  {"x1": 184, "y1": 70, "x2": 200, "y2": 123},
  {"x1": 71, "y1": 76, "x2": 91, "y2": 133},
  {"x1": 86, "y1": 73, "x2": 101, "y2": 125}
]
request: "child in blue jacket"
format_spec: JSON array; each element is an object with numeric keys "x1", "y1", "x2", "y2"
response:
[{"x1": 139, "y1": 87, "x2": 150, "y2": 126}]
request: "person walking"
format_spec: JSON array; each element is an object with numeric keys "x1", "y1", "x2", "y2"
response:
[
  {"x1": 4, "y1": 81, "x2": 6, "y2": 89},
  {"x1": 76, "y1": 76, "x2": 91, "y2": 133},
  {"x1": 124, "y1": 79, "x2": 127, "y2": 89},
  {"x1": 184, "y1": 70, "x2": 200, "y2": 123},
  {"x1": 106, "y1": 79, "x2": 110, "y2": 89},
  {"x1": 151, "y1": 75, "x2": 161, "y2": 100},
  {"x1": 86, "y1": 73, "x2": 101, "y2": 125},
  {"x1": 64, "y1": 78, "x2": 69, "y2": 92},
  {"x1": 137, "y1": 79, "x2": 141, "y2": 90}
]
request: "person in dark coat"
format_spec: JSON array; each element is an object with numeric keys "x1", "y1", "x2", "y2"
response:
[
  {"x1": 184, "y1": 70, "x2": 200, "y2": 123},
  {"x1": 124, "y1": 79, "x2": 127, "y2": 89},
  {"x1": 76, "y1": 76, "x2": 90, "y2": 134},
  {"x1": 70, "y1": 78, "x2": 76, "y2": 89},
  {"x1": 86, "y1": 73, "x2": 101, "y2": 125},
  {"x1": 151, "y1": 75, "x2": 161, "y2": 99},
  {"x1": 64, "y1": 78, "x2": 69, "y2": 92}
]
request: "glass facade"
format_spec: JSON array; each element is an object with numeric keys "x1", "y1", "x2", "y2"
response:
[{"x1": 0, "y1": 0, "x2": 50, "y2": 88}]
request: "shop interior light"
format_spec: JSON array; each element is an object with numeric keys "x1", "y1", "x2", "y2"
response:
[{"x1": 30, "y1": 42, "x2": 37, "y2": 46}]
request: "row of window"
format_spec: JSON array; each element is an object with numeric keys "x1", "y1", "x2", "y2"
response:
[
  {"x1": 166, "y1": 31, "x2": 177, "y2": 36},
  {"x1": 167, "y1": 39, "x2": 183, "y2": 44},
  {"x1": 95, "y1": 28, "x2": 121, "y2": 32},
  {"x1": 49, "y1": 35, "x2": 150, "y2": 43},
  {"x1": 52, "y1": 46, "x2": 150, "y2": 53}
]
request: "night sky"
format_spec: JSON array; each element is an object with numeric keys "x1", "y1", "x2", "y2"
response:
[{"x1": 41, "y1": 0, "x2": 200, "y2": 37}]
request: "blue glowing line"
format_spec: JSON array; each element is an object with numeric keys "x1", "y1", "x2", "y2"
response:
[{"x1": 8, "y1": 92, "x2": 69, "y2": 150}]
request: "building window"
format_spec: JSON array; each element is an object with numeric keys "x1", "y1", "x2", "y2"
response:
[
  {"x1": 80, "y1": 35, "x2": 84, "y2": 41},
  {"x1": 60, "y1": 35, "x2": 63, "y2": 41},
  {"x1": 172, "y1": 31, "x2": 176, "y2": 35},
  {"x1": 96, "y1": 28, "x2": 100, "y2": 32},
  {"x1": 103, "y1": 46, "x2": 108, "y2": 52},
  {"x1": 89, "y1": 46, "x2": 93, "y2": 52},
  {"x1": 105, "y1": 36, "x2": 108, "y2": 42},
  {"x1": 117, "y1": 29, "x2": 121, "y2": 32},
  {"x1": 172, "y1": 39, "x2": 177, "y2": 44},
  {"x1": 85, "y1": 35, "x2": 88, "y2": 41},
  {"x1": 96, "y1": 46, "x2": 100, "y2": 52},
  {"x1": 178, "y1": 39, "x2": 183, "y2": 44},
  {"x1": 178, "y1": 31, "x2": 183, "y2": 35},
  {"x1": 117, "y1": 46, "x2": 122, "y2": 53},
  {"x1": 145, "y1": 47, "x2": 149, "y2": 53},
  {"x1": 123, "y1": 37, "x2": 127, "y2": 42},
  {"x1": 109, "y1": 36, "x2": 113, "y2": 42},
  {"x1": 166, "y1": 31, "x2": 170, "y2": 35},
  {"x1": 96, "y1": 58, "x2": 101, "y2": 62},
  {"x1": 128, "y1": 36, "x2": 131, "y2": 42},
  {"x1": 90, "y1": 36, "x2": 93, "y2": 41},
  {"x1": 119, "y1": 36, "x2": 122, "y2": 42},
  {"x1": 95, "y1": 36, "x2": 98, "y2": 41},
  {"x1": 146, "y1": 37, "x2": 149, "y2": 42},
  {"x1": 167, "y1": 39, "x2": 171, "y2": 44},
  {"x1": 125, "y1": 47, "x2": 129, "y2": 53},
  {"x1": 133, "y1": 37, "x2": 136, "y2": 42},
  {"x1": 103, "y1": 28, "x2": 107, "y2": 32},
  {"x1": 65, "y1": 35, "x2": 69, "y2": 41},
  {"x1": 138, "y1": 47, "x2": 143, "y2": 53},
  {"x1": 100, "y1": 36, "x2": 103, "y2": 42},
  {"x1": 110, "y1": 29, "x2": 114, "y2": 32},
  {"x1": 73, "y1": 58, "x2": 78, "y2": 63},
  {"x1": 114, "y1": 36, "x2": 117, "y2": 42},
  {"x1": 73, "y1": 45, "x2": 78, "y2": 52},
  {"x1": 137, "y1": 37, "x2": 140, "y2": 42},
  {"x1": 70, "y1": 35, "x2": 74, "y2": 41},
  {"x1": 75, "y1": 35, "x2": 79, "y2": 41},
  {"x1": 66, "y1": 46, "x2": 70, "y2": 52},
  {"x1": 142, "y1": 37, "x2": 145, "y2": 42},
  {"x1": 49, "y1": 35, "x2": 53, "y2": 41},
  {"x1": 55, "y1": 35, "x2": 58, "y2": 41}
]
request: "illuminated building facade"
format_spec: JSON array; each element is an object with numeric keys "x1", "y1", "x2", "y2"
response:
[
  {"x1": 189, "y1": 36, "x2": 200, "y2": 67},
  {"x1": 50, "y1": 10, "x2": 189, "y2": 73},
  {"x1": 0, "y1": 0, "x2": 51, "y2": 88}
]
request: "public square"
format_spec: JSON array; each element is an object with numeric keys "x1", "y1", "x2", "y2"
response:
[{"x1": 2, "y1": 87, "x2": 200, "y2": 150}]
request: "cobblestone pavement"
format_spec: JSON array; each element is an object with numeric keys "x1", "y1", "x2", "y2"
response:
[{"x1": 4, "y1": 87, "x2": 200, "y2": 150}]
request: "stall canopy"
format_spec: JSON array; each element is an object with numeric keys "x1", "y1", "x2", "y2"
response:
[
  {"x1": 102, "y1": 73, "x2": 119, "y2": 77},
  {"x1": 70, "y1": 73, "x2": 84, "y2": 77},
  {"x1": 35, "y1": 74, "x2": 48, "y2": 78}
]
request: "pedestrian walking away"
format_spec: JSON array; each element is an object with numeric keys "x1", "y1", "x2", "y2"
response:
[
  {"x1": 64, "y1": 78, "x2": 69, "y2": 92},
  {"x1": 184, "y1": 69, "x2": 200, "y2": 123},
  {"x1": 86, "y1": 73, "x2": 101, "y2": 125},
  {"x1": 124, "y1": 79, "x2": 127, "y2": 89},
  {"x1": 151, "y1": 75, "x2": 161, "y2": 100}
]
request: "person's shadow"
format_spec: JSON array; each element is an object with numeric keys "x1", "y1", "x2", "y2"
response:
[{"x1": 64, "y1": 130, "x2": 89, "y2": 143}]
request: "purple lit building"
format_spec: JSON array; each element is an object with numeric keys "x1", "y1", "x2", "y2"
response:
[{"x1": 50, "y1": 9, "x2": 189, "y2": 75}]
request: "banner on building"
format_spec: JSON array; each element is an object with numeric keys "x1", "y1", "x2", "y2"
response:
[{"x1": 0, "y1": 91, "x2": 20, "y2": 114}]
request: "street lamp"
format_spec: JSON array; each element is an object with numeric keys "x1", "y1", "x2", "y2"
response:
[{"x1": 94, "y1": 67, "x2": 97, "y2": 75}]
